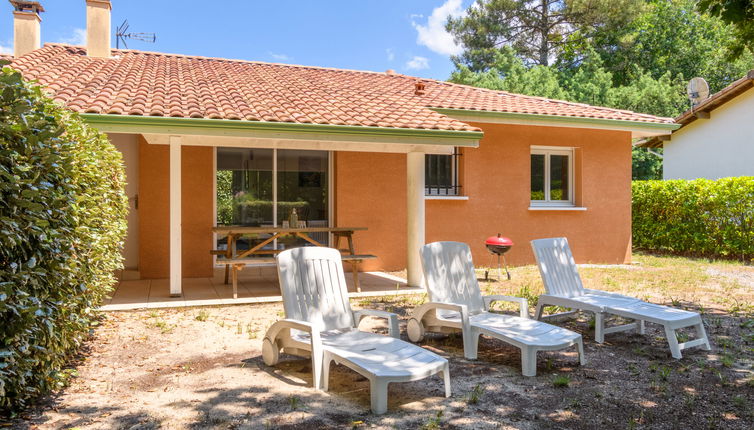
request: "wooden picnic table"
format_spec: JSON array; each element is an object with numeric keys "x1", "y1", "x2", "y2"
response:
[{"x1": 211, "y1": 226, "x2": 374, "y2": 297}]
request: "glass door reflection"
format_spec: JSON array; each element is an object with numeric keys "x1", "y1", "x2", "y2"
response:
[
  {"x1": 216, "y1": 148, "x2": 274, "y2": 255},
  {"x1": 277, "y1": 149, "x2": 329, "y2": 249},
  {"x1": 216, "y1": 148, "x2": 330, "y2": 255}
]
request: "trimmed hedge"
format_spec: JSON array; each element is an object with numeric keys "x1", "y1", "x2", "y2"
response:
[
  {"x1": 0, "y1": 63, "x2": 128, "y2": 413},
  {"x1": 632, "y1": 178, "x2": 754, "y2": 261}
]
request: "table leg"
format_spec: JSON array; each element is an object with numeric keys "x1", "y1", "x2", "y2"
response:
[
  {"x1": 231, "y1": 263, "x2": 244, "y2": 299},
  {"x1": 346, "y1": 233, "x2": 355, "y2": 254},
  {"x1": 237, "y1": 232, "x2": 282, "y2": 259},
  {"x1": 295, "y1": 232, "x2": 326, "y2": 247},
  {"x1": 351, "y1": 261, "x2": 362, "y2": 293},
  {"x1": 224, "y1": 234, "x2": 236, "y2": 285}
]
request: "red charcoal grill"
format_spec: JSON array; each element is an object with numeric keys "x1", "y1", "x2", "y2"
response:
[{"x1": 484, "y1": 234, "x2": 514, "y2": 280}]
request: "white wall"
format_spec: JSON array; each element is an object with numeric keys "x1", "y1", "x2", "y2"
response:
[{"x1": 664, "y1": 88, "x2": 754, "y2": 180}]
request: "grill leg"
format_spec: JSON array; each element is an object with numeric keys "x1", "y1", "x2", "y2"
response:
[
  {"x1": 485, "y1": 253, "x2": 495, "y2": 281},
  {"x1": 503, "y1": 255, "x2": 511, "y2": 280}
]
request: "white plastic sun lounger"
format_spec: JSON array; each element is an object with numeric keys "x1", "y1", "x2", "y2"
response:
[
  {"x1": 407, "y1": 241, "x2": 585, "y2": 377},
  {"x1": 531, "y1": 237, "x2": 711, "y2": 359},
  {"x1": 261, "y1": 247, "x2": 450, "y2": 414}
]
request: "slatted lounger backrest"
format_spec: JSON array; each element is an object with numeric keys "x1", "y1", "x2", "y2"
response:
[
  {"x1": 530, "y1": 237, "x2": 585, "y2": 298},
  {"x1": 420, "y1": 241, "x2": 486, "y2": 317},
  {"x1": 277, "y1": 247, "x2": 355, "y2": 332}
]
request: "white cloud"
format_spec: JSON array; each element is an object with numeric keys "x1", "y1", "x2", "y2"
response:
[
  {"x1": 0, "y1": 43, "x2": 12, "y2": 55},
  {"x1": 405, "y1": 56, "x2": 430, "y2": 70},
  {"x1": 58, "y1": 28, "x2": 87, "y2": 45},
  {"x1": 412, "y1": 0, "x2": 464, "y2": 56},
  {"x1": 386, "y1": 48, "x2": 395, "y2": 61},
  {"x1": 269, "y1": 52, "x2": 291, "y2": 61}
]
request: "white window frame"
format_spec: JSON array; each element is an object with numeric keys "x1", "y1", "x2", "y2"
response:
[{"x1": 530, "y1": 146, "x2": 575, "y2": 207}]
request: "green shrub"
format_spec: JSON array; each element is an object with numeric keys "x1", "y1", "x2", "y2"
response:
[
  {"x1": 0, "y1": 63, "x2": 128, "y2": 413},
  {"x1": 632, "y1": 178, "x2": 754, "y2": 260}
]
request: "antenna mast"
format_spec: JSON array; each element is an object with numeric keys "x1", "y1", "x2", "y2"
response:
[{"x1": 115, "y1": 20, "x2": 156, "y2": 49}]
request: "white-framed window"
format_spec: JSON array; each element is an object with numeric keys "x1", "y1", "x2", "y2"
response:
[
  {"x1": 530, "y1": 146, "x2": 574, "y2": 206},
  {"x1": 425, "y1": 148, "x2": 461, "y2": 196}
]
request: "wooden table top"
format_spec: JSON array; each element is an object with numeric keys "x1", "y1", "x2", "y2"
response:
[{"x1": 213, "y1": 226, "x2": 367, "y2": 234}]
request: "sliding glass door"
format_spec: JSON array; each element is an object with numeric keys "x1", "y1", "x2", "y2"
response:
[
  {"x1": 276, "y1": 149, "x2": 329, "y2": 246},
  {"x1": 217, "y1": 148, "x2": 274, "y2": 227},
  {"x1": 216, "y1": 148, "x2": 330, "y2": 252}
]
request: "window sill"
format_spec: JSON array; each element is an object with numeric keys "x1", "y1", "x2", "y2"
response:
[
  {"x1": 426, "y1": 195, "x2": 469, "y2": 201},
  {"x1": 528, "y1": 206, "x2": 587, "y2": 211}
]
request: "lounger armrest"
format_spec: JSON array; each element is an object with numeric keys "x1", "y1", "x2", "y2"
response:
[
  {"x1": 412, "y1": 302, "x2": 471, "y2": 328},
  {"x1": 353, "y1": 309, "x2": 400, "y2": 339},
  {"x1": 484, "y1": 295, "x2": 529, "y2": 318},
  {"x1": 583, "y1": 288, "x2": 635, "y2": 300},
  {"x1": 264, "y1": 319, "x2": 322, "y2": 351},
  {"x1": 263, "y1": 319, "x2": 325, "y2": 390}
]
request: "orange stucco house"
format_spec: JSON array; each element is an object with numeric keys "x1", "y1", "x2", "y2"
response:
[{"x1": 6, "y1": 1, "x2": 678, "y2": 295}]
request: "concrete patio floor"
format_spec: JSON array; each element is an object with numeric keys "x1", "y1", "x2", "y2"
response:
[{"x1": 102, "y1": 266, "x2": 421, "y2": 311}]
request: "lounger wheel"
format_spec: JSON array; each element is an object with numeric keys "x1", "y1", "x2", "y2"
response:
[
  {"x1": 262, "y1": 337, "x2": 280, "y2": 366},
  {"x1": 407, "y1": 318, "x2": 425, "y2": 343}
]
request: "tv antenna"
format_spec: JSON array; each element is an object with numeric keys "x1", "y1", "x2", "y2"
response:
[
  {"x1": 687, "y1": 77, "x2": 710, "y2": 107},
  {"x1": 115, "y1": 20, "x2": 156, "y2": 49}
]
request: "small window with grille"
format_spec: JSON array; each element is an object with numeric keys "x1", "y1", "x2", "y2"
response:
[{"x1": 425, "y1": 148, "x2": 461, "y2": 196}]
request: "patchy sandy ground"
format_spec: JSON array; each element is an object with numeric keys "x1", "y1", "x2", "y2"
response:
[{"x1": 5, "y1": 254, "x2": 754, "y2": 429}]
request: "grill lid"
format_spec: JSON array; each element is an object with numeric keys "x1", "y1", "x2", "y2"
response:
[{"x1": 485, "y1": 233, "x2": 513, "y2": 246}]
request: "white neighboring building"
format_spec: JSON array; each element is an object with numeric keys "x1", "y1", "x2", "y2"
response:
[{"x1": 642, "y1": 71, "x2": 754, "y2": 180}]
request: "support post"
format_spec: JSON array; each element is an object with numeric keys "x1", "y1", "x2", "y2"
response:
[
  {"x1": 169, "y1": 136, "x2": 182, "y2": 296},
  {"x1": 406, "y1": 152, "x2": 425, "y2": 288}
]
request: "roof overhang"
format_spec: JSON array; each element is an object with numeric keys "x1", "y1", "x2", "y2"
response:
[
  {"x1": 638, "y1": 70, "x2": 754, "y2": 148},
  {"x1": 80, "y1": 114, "x2": 482, "y2": 154},
  {"x1": 431, "y1": 108, "x2": 679, "y2": 138}
]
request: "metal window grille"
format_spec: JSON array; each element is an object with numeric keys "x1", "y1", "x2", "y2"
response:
[{"x1": 425, "y1": 148, "x2": 461, "y2": 196}]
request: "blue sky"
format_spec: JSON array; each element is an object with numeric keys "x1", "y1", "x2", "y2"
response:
[{"x1": 0, "y1": 0, "x2": 471, "y2": 80}]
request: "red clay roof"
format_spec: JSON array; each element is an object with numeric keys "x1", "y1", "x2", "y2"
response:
[{"x1": 8, "y1": 44, "x2": 673, "y2": 132}]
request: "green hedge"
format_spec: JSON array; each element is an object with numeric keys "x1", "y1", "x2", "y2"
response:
[
  {"x1": 632, "y1": 178, "x2": 754, "y2": 260},
  {"x1": 0, "y1": 63, "x2": 128, "y2": 413}
]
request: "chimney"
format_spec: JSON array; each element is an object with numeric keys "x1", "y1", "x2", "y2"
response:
[
  {"x1": 10, "y1": 1, "x2": 44, "y2": 58},
  {"x1": 86, "y1": 0, "x2": 111, "y2": 57},
  {"x1": 414, "y1": 81, "x2": 426, "y2": 96}
]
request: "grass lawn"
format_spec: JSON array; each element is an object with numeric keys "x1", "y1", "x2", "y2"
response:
[{"x1": 8, "y1": 253, "x2": 754, "y2": 429}]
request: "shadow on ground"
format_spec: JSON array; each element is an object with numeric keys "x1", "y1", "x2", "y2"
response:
[{"x1": 5, "y1": 298, "x2": 753, "y2": 429}]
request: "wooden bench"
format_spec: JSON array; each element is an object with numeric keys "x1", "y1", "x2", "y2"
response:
[{"x1": 216, "y1": 254, "x2": 377, "y2": 298}]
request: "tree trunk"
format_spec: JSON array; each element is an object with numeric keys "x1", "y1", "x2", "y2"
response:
[{"x1": 538, "y1": 0, "x2": 550, "y2": 66}]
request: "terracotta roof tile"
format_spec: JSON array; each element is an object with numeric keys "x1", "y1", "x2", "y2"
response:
[{"x1": 8, "y1": 44, "x2": 674, "y2": 133}]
